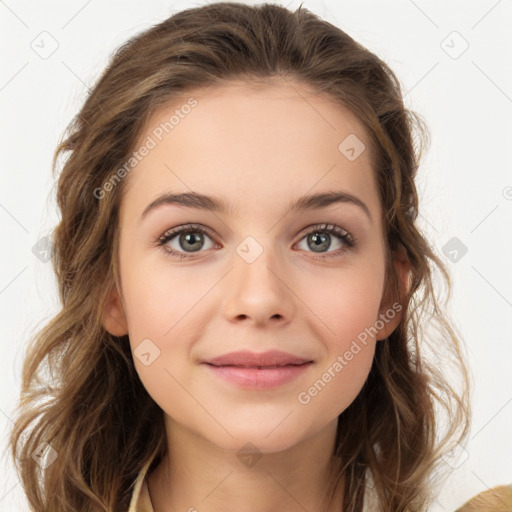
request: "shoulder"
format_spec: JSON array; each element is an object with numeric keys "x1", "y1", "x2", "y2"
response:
[{"x1": 455, "y1": 484, "x2": 512, "y2": 511}]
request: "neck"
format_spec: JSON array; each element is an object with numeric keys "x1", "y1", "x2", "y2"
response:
[{"x1": 147, "y1": 416, "x2": 344, "y2": 512}]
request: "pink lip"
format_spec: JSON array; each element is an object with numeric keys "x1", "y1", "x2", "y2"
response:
[
  {"x1": 201, "y1": 350, "x2": 314, "y2": 390},
  {"x1": 203, "y1": 350, "x2": 313, "y2": 367},
  {"x1": 203, "y1": 362, "x2": 313, "y2": 389}
]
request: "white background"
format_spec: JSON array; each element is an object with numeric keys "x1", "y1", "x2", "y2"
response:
[{"x1": 1, "y1": 1, "x2": 511, "y2": 510}]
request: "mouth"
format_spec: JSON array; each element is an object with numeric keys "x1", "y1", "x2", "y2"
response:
[
  {"x1": 202, "y1": 361, "x2": 313, "y2": 389},
  {"x1": 202, "y1": 349, "x2": 314, "y2": 368},
  {"x1": 205, "y1": 362, "x2": 309, "y2": 369}
]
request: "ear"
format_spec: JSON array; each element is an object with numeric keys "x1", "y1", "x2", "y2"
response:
[
  {"x1": 101, "y1": 284, "x2": 129, "y2": 336},
  {"x1": 375, "y1": 244, "x2": 411, "y2": 341}
]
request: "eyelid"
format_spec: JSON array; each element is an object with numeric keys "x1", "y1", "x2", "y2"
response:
[{"x1": 157, "y1": 223, "x2": 217, "y2": 245}]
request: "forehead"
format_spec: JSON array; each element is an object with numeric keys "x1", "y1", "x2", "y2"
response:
[{"x1": 120, "y1": 78, "x2": 380, "y2": 223}]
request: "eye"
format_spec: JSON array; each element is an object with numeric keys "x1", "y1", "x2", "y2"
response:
[
  {"x1": 295, "y1": 223, "x2": 356, "y2": 259},
  {"x1": 156, "y1": 223, "x2": 217, "y2": 260}
]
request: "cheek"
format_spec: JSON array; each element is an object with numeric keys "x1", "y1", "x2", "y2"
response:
[
  {"x1": 119, "y1": 261, "x2": 204, "y2": 418},
  {"x1": 295, "y1": 265, "x2": 383, "y2": 410},
  {"x1": 120, "y1": 256, "x2": 215, "y2": 341},
  {"x1": 119, "y1": 257, "x2": 218, "y2": 394},
  {"x1": 301, "y1": 262, "x2": 384, "y2": 346}
]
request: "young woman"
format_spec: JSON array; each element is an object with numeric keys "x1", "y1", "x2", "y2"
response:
[{"x1": 10, "y1": 2, "x2": 495, "y2": 511}]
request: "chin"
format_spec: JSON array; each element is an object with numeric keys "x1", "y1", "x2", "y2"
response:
[{"x1": 204, "y1": 422, "x2": 311, "y2": 456}]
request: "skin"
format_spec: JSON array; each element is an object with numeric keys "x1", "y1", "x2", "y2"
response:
[{"x1": 102, "y1": 79, "x2": 410, "y2": 512}]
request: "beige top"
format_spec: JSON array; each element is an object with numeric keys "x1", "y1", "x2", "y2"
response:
[
  {"x1": 127, "y1": 459, "x2": 512, "y2": 512},
  {"x1": 127, "y1": 457, "x2": 155, "y2": 512}
]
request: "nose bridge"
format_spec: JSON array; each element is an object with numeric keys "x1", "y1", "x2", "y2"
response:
[
  {"x1": 234, "y1": 233, "x2": 281, "y2": 291},
  {"x1": 223, "y1": 233, "x2": 295, "y2": 324}
]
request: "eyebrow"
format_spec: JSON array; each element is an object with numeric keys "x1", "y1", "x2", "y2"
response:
[{"x1": 139, "y1": 190, "x2": 372, "y2": 223}]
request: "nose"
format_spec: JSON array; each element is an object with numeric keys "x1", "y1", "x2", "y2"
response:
[{"x1": 222, "y1": 238, "x2": 297, "y2": 327}]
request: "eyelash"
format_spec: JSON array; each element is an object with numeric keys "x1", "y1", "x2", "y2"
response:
[{"x1": 155, "y1": 222, "x2": 356, "y2": 261}]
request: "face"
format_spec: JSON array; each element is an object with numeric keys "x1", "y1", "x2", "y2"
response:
[{"x1": 102, "y1": 79, "x2": 407, "y2": 454}]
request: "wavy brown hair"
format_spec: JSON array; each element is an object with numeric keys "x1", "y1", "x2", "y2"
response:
[{"x1": 7, "y1": 2, "x2": 470, "y2": 511}]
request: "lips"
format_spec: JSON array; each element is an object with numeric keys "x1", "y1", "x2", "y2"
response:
[
  {"x1": 202, "y1": 350, "x2": 314, "y2": 389},
  {"x1": 203, "y1": 349, "x2": 313, "y2": 368}
]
